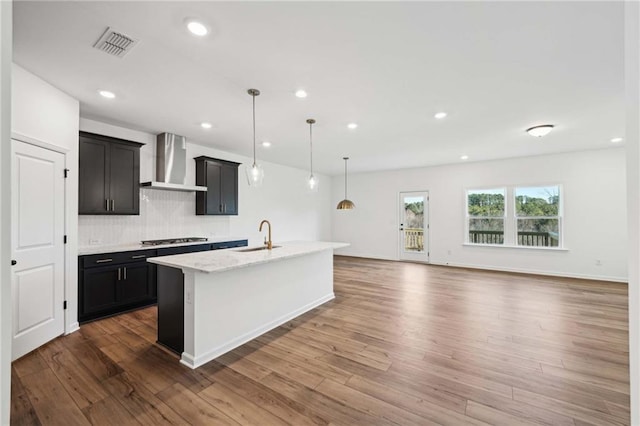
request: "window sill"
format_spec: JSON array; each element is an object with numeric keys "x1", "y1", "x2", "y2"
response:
[{"x1": 462, "y1": 243, "x2": 569, "y2": 252}]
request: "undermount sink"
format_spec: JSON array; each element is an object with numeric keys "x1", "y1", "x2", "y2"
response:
[{"x1": 235, "y1": 245, "x2": 281, "y2": 253}]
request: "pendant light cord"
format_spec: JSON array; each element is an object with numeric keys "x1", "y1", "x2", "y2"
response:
[
  {"x1": 252, "y1": 93, "x2": 256, "y2": 167},
  {"x1": 344, "y1": 158, "x2": 348, "y2": 199},
  {"x1": 309, "y1": 122, "x2": 313, "y2": 176}
]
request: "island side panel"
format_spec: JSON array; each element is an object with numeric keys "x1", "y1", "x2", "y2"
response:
[
  {"x1": 181, "y1": 249, "x2": 335, "y2": 369},
  {"x1": 156, "y1": 265, "x2": 185, "y2": 354}
]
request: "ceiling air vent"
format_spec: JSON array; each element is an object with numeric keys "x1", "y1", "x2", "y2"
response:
[{"x1": 93, "y1": 27, "x2": 138, "y2": 58}]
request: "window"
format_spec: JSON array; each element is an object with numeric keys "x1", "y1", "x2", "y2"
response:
[
  {"x1": 515, "y1": 186, "x2": 560, "y2": 247},
  {"x1": 466, "y1": 185, "x2": 563, "y2": 248},
  {"x1": 467, "y1": 188, "x2": 505, "y2": 245}
]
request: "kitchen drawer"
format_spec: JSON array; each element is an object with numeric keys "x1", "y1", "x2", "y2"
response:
[
  {"x1": 156, "y1": 243, "x2": 211, "y2": 257},
  {"x1": 211, "y1": 240, "x2": 247, "y2": 250},
  {"x1": 81, "y1": 249, "x2": 157, "y2": 268}
]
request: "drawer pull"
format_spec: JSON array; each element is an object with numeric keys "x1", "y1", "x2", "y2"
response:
[
  {"x1": 131, "y1": 255, "x2": 146, "y2": 259},
  {"x1": 96, "y1": 258, "x2": 113, "y2": 263}
]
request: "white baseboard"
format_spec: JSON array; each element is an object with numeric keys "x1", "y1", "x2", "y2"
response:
[
  {"x1": 336, "y1": 253, "x2": 626, "y2": 283},
  {"x1": 65, "y1": 322, "x2": 80, "y2": 335},
  {"x1": 429, "y1": 260, "x2": 627, "y2": 283},
  {"x1": 180, "y1": 293, "x2": 335, "y2": 369}
]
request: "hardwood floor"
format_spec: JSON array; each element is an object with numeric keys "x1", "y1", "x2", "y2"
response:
[{"x1": 11, "y1": 256, "x2": 630, "y2": 425}]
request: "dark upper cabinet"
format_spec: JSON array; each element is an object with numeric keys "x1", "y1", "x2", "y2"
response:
[
  {"x1": 195, "y1": 156, "x2": 240, "y2": 215},
  {"x1": 79, "y1": 131, "x2": 142, "y2": 215}
]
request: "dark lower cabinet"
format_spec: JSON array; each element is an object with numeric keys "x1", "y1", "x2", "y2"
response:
[
  {"x1": 79, "y1": 260, "x2": 153, "y2": 323},
  {"x1": 78, "y1": 240, "x2": 247, "y2": 323},
  {"x1": 81, "y1": 266, "x2": 119, "y2": 316}
]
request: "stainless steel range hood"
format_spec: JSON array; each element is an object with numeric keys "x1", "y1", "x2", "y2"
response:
[{"x1": 141, "y1": 133, "x2": 207, "y2": 192}]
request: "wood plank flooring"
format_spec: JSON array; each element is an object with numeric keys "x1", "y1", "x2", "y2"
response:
[{"x1": 11, "y1": 256, "x2": 630, "y2": 425}]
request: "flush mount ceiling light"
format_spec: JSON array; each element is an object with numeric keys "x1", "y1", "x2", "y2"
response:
[
  {"x1": 347, "y1": 123, "x2": 358, "y2": 130},
  {"x1": 337, "y1": 157, "x2": 355, "y2": 210},
  {"x1": 460, "y1": 155, "x2": 469, "y2": 160},
  {"x1": 306, "y1": 119, "x2": 319, "y2": 193},
  {"x1": 526, "y1": 124, "x2": 554, "y2": 137},
  {"x1": 99, "y1": 90, "x2": 115, "y2": 99},
  {"x1": 261, "y1": 141, "x2": 271, "y2": 148},
  {"x1": 611, "y1": 137, "x2": 623, "y2": 143},
  {"x1": 295, "y1": 90, "x2": 308, "y2": 98},
  {"x1": 186, "y1": 20, "x2": 208, "y2": 36},
  {"x1": 434, "y1": 112, "x2": 448, "y2": 120},
  {"x1": 200, "y1": 122, "x2": 212, "y2": 129},
  {"x1": 245, "y1": 89, "x2": 264, "y2": 187}
]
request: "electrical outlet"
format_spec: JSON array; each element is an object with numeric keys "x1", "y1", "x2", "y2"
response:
[
  {"x1": 186, "y1": 291, "x2": 192, "y2": 304},
  {"x1": 89, "y1": 239, "x2": 101, "y2": 245},
  {"x1": 595, "y1": 259, "x2": 602, "y2": 266}
]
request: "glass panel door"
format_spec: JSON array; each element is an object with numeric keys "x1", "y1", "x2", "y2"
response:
[{"x1": 399, "y1": 191, "x2": 429, "y2": 262}]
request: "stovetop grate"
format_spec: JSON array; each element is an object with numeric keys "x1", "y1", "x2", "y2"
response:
[{"x1": 141, "y1": 237, "x2": 208, "y2": 246}]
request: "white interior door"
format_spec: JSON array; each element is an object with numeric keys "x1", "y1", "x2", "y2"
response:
[
  {"x1": 399, "y1": 191, "x2": 429, "y2": 262},
  {"x1": 11, "y1": 140, "x2": 65, "y2": 361}
]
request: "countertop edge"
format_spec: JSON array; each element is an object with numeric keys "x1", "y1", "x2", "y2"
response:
[
  {"x1": 78, "y1": 237, "x2": 248, "y2": 256},
  {"x1": 147, "y1": 242, "x2": 350, "y2": 274}
]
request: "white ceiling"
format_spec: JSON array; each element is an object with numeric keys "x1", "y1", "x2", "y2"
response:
[{"x1": 13, "y1": 1, "x2": 624, "y2": 175}]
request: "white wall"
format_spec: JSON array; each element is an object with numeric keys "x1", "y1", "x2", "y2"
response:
[
  {"x1": 78, "y1": 118, "x2": 332, "y2": 248},
  {"x1": 11, "y1": 64, "x2": 80, "y2": 335},
  {"x1": 332, "y1": 148, "x2": 627, "y2": 282},
  {"x1": 625, "y1": 0, "x2": 639, "y2": 423},
  {"x1": 0, "y1": 1, "x2": 12, "y2": 424}
]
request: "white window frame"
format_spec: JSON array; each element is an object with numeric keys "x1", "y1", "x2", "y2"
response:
[
  {"x1": 514, "y1": 184, "x2": 563, "y2": 248},
  {"x1": 465, "y1": 187, "x2": 506, "y2": 246},
  {"x1": 465, "y1": 184, "x2": 565, "y2": 250}
]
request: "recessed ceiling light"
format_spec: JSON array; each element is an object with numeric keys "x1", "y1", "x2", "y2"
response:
[
  {"x1": 347, "y1": 123, "x2": 358, "y2": 130},
  {"x1": 200, "y1": 122, "x2": 212, "y2": 129},
  {"x1": 99, "y1": 90, "x2": 115, "y2": 99},
  {"x1": 526, "y1": 124, "x2": 554, "y2": 137},
  {"x1": 611, "y1": 137, "x2": 623, "y2": 143},
  {"x1": 186, "y1": 20, "x2": 208, "y2": 36},
  {"x1": 262, "y1": 141, "x2": 271, "y2": 148},
  {"x1": 295, "y1": 90, "x2": 307, "y2": 98},
  {"x1": 460, "y1": 155, "x2": 469, "y2": 160},
  {"x1": 434, "y1": 112, "x2": 448, "y2": 119}
]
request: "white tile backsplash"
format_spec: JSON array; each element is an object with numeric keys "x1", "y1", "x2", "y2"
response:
[{"x1": 78, "y1": 188, "x2": 230, "y2": 246}]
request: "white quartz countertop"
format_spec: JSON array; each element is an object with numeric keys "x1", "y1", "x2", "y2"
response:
[
  {"x1": 78, "y1": 236, "x2": 248, "y2": 256},
  {"x1": 147, "y1": 241, "x2": 349, "y2": 274}
]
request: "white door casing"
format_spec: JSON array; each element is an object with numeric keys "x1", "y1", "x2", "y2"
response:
[
  {"x1": 399, "y1": 191, "x2": 429, "y2": 262},
  {"x1": 11, "y1": 140, "x2": 65, "y2": 361}
]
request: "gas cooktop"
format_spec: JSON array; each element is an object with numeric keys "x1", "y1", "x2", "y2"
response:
[{"x1": 141, "y1": 237, "x2": 208, "y2": 246}]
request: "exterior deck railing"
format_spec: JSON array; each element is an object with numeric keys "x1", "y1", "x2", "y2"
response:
[
  {"x1": 404, "y1": 228, "x2": 424, "y2": 251},
  {"x1": 469, "y1": 230, "x2": 559, "y2": 247}
]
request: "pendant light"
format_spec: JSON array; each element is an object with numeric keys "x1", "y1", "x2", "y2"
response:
[
  {"x1": 306, "y1": 118, "x2": 319, "y2": 192},
  {"x1": 245, "y1": 89, "x2": 264, "y2": 187},
  {"x1": 337, "y1": 157, "x2": 355, "y2": 210}
]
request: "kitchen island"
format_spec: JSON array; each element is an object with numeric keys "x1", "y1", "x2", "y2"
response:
[{"x1": 147, "y1": 241, "x2": 348, "y2": 369}]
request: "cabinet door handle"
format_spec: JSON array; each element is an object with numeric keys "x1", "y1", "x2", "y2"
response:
[
  {"x1": 118, "y1": 267, "x2": 121, "y2": 281},
  {"x1": 111, "y1": 199, "x2": 115, "y2": 211},
  {"x1": 96, "y1": 258, "x2": 113, "y2": 263},
  {"x1": 131, "y1": 255, "x2": 146, "y2": 259},
  {"x1": 106, "y1": 199, "x2": 110, "y2": 211},
  {"x1": 219, "y1": 204, "x2": 223, "y2": 212},
  {"x1": 123, "y1": 267, "x2": 127, "y2": 280}
]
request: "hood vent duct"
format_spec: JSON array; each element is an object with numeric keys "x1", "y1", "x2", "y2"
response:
[
  {"x1": 94, "y1": 27, "x2": 139, "y2": 58},
  {"x1": 141, "y1": 133, "x2": 207, "y2": 192}
]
